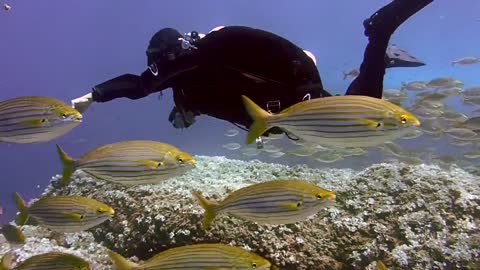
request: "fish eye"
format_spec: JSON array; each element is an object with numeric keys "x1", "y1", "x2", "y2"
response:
[
  {"x1": 316, "y1": 194, "x2": 323, "y2": 199},
  {"x1": 62, "y1": 113, "x2": 67, "y2": 118},
  {"x1": 401, "y1": 115, "x2": 408, "y2": 124},
  {"x1": 178, "y1": 157, "x2": 184, "y2": 162},
  {"x1": 97, "y1": 209, "x2": 105, "y2": 214},
  {"x1": 252, "y1": 262, "x2": 257, "y2": 268},
  {"x1": 79, "y1": 215, "x2": 85, "y2": 220}
]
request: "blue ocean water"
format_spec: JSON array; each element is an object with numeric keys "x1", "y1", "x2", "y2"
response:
[{"x1": 0, "y1": 0, "x2": 479, "y2": 226}]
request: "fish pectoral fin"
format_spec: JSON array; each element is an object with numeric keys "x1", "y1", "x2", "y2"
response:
[
  {"x1": 62, "y1": 212, "x2": 84, "y2": 221},
  {"x1": 356, "y1": 118, "x2": 383, "y2": 129},
  {"x1": 279, "y1": 201, "x2": 303, "y2": 210},
  {"x1": 19, "y1": 119, "x2": 46, "y2": 127},
  {"x1": 136, "y1": 159, "x2": 161, "y2": 169}
]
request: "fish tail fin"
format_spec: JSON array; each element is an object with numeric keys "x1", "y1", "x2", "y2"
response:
[
  {"x1": 55, "y1": 144, "x2": 75, "y2": 186},
  {"x1": 241, "y1": 95, "x2": 271, "y2": 145},
  {"x1": 13, "y1": 192, "x2": 28, "y2": 226},
  {"x1": 0, "y1": 252, "x2": 14, "y2": 270},
  {"x1": 192, "y1": 191, "x2": 218, "y2": 230},
  {"x1": 107, "y1": 251, "x2": 139, "y2": 270}
]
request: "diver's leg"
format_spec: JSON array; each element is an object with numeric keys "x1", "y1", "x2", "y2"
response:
[{"x1": 345, "y1": 0, "x2": 433, "y2": 98}]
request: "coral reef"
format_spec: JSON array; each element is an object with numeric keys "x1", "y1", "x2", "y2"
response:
[{"x1": 1, "y1": 156, "x2": 479, "y2": 269}]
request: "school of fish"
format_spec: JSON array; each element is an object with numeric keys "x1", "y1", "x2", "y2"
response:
[{"x1": 4, "y1": 73, "x2": 480, "y2": 269}]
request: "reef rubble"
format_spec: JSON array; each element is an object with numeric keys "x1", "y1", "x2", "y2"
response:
[{"x1": 1, "y1": 156, "x2": 479, "y2": 269}]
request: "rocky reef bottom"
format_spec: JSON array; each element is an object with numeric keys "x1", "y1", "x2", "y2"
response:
[{"x1": 1, "y1": 156, "x2": 479, "y2": 269}]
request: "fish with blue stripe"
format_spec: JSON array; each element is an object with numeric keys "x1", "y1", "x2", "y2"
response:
[
  {"x1": 56, "y1": 140, "x2": 195, "y2": 186},
  {"x1": 192, "y1": 179, "x2": 336, "y2": 230},
  {"x1": 0, "y1": 251, "x2": 91, "y2": 270},
  {"x1": 0, "y1": 96, "x2": 82, "y2": 144},
  {"x1": 241, "y1": 95, "x2": 420, "y2": 148},
  {"x1": 13, "y1": 192, "x2": 114, "y2": 233},
  {"x1": 108, "y1": 243, "x2": 276, "y2": 270}
]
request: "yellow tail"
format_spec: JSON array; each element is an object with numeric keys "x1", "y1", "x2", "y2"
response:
[
  {"x1": 55, "y1": 144, "x2": 75, "y2": 186},
  {"x1": 13, "y1": 192, "x2": 29, "y2": 226},
  {"x1": 0, "y1": 252, "x2": 14, "y2": 270},
  {"x1": 241, "y1": 95, "x2": 271, "y2": 144},
  {"x1": 107, "y1": 250, "x2": 139, "y2": 270},
  {"x1": 191, "y1": 191, "x2": 219, "y2": 230}
]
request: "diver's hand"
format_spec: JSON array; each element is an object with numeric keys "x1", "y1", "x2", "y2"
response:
[{"x1": 71, "y1": 93, "x2": 93, "y2": 113}]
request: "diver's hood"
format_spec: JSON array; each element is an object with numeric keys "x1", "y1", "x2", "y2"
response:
[{"x1": 147, "y1": 28, "x2": 184, "y2": 66}]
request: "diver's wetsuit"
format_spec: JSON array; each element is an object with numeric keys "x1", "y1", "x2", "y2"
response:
[{"x1": 91, "y1": 0, "x2": 433, "y2": 131}]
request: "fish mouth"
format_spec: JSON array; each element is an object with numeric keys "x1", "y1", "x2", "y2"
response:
[
  {"x1": 412, "y1": 118, "x2": 421, "y2": 127},
  {"x1": 64, "y1": 115, "x2": 83, "y2": 122}
]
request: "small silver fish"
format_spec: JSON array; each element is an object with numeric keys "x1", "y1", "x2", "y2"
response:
[
  {"x1": 224, "y1": 128, "x2": 239, "y2": 137},
  {"x1": 401, "y1": 81, "x2": 428, "y2": 91},
  {"x1": 444, "y1": 128, "x2": 478, "y2": 140},
  {"x1": 342, "y1": 69, "x2": 360, "y2": 80},
  {"x1": 313, "y1": 152, "x2": 344, "y2": 163},
  {"x1": 451, "y1": 56, "x2": 480, "y2": 66},
  {"x1": 222, "y1": 142, "x2": 241, "y2": 150},
  {"x1": 459, "y1": 117, "x2": 480, "y2": 130},
  {"x1": 427, "y1": 77, "x2": 463, "y2": 89},
  {"x1": 463, "y1": 86, "x2": 480, "y2": 97}
]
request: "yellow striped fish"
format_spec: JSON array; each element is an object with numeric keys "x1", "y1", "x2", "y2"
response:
[
  {"x1": 241, "y1": 95, "x2": 420, "y2": 148},
  {"x1": 108, "y1": 243, "x2": 276, "y2": 270},
  {"x1": 56, "y1": 140, "x2": 195, "y2": 186},
  {"x1": 192, "y1": 180, "x2": 336, "y2": 230},
  {"x1": 13, "y1": 192, "x2": 114, "y2": 233},
  {"x1": 0, "y1": 251, "x2": 91, "y2": 270},
  {"x1": 0, "y1": 224, "x2": 25, "y2": 245},
  {"x1": 0, "y1": 96, "x2": 82, "y2": 144},
  {"x1": 377, "y1": 260, "x2": 388, "y2": 270}
]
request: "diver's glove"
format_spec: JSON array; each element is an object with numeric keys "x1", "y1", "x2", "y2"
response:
[
  {"x1": 168, "y1": 106, "x2": 197, "y2": 129},
  {"x1": 71, "y1": 92, "x2": 93, "y2": 113}
]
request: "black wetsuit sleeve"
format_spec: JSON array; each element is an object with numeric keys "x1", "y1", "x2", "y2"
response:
[
  {"x1": 91, "y1": 70, "x2": 157, "y2": 102},
  {"x1": 345, "y1": 0, "x2": 433, "y2": 98}
]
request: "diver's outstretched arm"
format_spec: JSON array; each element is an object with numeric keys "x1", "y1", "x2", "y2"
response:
[
  {"x1": 71, "y1": 54, "x2": 200, "y2": 113},
  {"x1": 71, "y1": 70, "x2": 157, "y2": 113},
  {"x1": 345, "y1": 0, "x2": 433, "y2": 98}
]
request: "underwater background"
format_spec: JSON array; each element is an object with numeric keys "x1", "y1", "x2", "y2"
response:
[
  {"x1": 1, "y1": 0, "x2": 479, "y2": 222},
  {"x1": 0, "y1": 1, "x2": 479, "y2": 269}
]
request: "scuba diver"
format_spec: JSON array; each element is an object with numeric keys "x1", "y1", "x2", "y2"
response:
[{"x1": 72, "y1": 0, "x2": 433, "y2": 146}]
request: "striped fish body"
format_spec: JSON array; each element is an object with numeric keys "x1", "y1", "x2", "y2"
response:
[
  {"x1": 108, "y1": 243, "x2": 273, "y2": 270},
  {"x1": 13, "y1": 193, "x2": 114, "y2": 233},
  {"x1": 242, "y1": 95, "x2": 420, "y2": 148},
  {"x1": 56, "y1": 140, "x2": 195, "y2": 186},
  {"x1": 1, "y1": 252, "x2": 91, "y2": 270},
  {"x1": 0, "y1": 96, "x2": 82, "y2": 144},
  {"x1": 193, "y1": 180, "x2": 336, "y2": 229}
]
